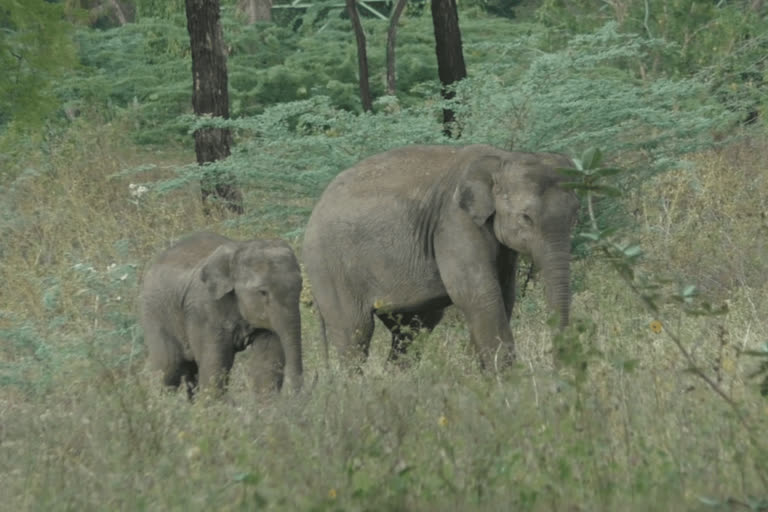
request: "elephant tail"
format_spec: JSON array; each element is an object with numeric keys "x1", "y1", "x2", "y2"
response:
[{"x1": 314, "y1": 297, "x2": 330, "y2": 370}]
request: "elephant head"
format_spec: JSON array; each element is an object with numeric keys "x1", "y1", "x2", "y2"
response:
[
  {"x1": 456, "y1": 152, "x2": 579, "y2": 327},
  {"x1": 200, "y1": 241, "x2": 304, "y2": 390}
]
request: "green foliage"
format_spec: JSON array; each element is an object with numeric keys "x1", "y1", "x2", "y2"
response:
[
  {"x1": 535, "y1": 0, "x2": 768, "y2": 122},
  {"x1": 63, "y1": 16, "x2": 191, "y2": 143},
  {"x1": 2, "y1": 4, "x2": 768, "y2": 509},
  {"x1": 58, "y1": 7, "x2": 540, "y2": 145},
  {"x1": 134, "y1": 0, "x2": 185, "y2": 19},
  {"x1": 146, "y1": 23, "x2": 744, "y2": 239},
  {"x1": 0, "y1": 259, "x2": 142, "y2": 394},
  {"x1": 0, "y1": 0, "x2": 77, "y2": 134},
  {"x1": 454, "y1": 24, "x2": 738, "y2": 165}
]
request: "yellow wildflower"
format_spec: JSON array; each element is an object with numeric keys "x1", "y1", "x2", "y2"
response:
[{"x1": 650, "y1": 320, "x2": 662, "y2": 334}]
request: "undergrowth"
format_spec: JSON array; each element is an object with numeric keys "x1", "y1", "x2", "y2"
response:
[{"x1": 0, "y1": 113, "x2": 766, "y2": 509}]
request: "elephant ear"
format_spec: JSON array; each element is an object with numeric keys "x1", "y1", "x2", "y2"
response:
[
  {"x1": 455, "y1": 154, "x2": 502, "y2": 226},
  {"x1": 200, "y1": 244, "x2": 237, "y2": 300}
]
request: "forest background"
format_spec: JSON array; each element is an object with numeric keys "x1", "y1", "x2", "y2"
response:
[{"x1": 1, "y1": 0, "x2": 768, "y2": 510}]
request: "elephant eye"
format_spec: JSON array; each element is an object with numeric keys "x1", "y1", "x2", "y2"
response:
[
  {"x1": 256, "y1": 288, "x2": 269, "y2": 298},
  {"x1": 522, "y1": 213, "x2": 534, "y2": 226}
]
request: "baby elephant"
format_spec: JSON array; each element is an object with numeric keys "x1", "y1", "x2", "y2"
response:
[{"x1": 140, "y1": 232, "x2": 303, "y2": 398}]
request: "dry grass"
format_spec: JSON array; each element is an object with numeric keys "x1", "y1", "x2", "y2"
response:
[{"x1": 1, "y1": 121, "x2": 767, "y2": 511}]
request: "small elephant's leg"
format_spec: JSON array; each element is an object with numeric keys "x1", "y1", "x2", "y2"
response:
[
  {"x1": 244, "y1": 333, "x2": 286, "y2": 394},
  {"x1": 180, "y1": 361, "x2": 199, "y2": 400},
  {"x1": 196, "y1": 345, "x2": 236, "y2": 398},
  {"x1": 378, "y1": 309, "x2": 444, "y2": 364},
  {"x1": 145, "y1": 324, "x2": 190, "y2": 393},
  {"x1": 497, "y1": 247, "x2": 519, "y2": 322}
]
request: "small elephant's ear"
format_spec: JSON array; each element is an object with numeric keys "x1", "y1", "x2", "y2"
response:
[
  {"x1": 455, "y1": 155, "x2": 502, "y2": 226},
  {"x1": 200, "y1": 244, "x2": 237, "y2": 300}
]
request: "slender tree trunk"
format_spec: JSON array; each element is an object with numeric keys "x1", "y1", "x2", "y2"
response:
[
  {"x1": 431, "y1": 0, "x2": 467, "y2": 137},
  {"x1": 237, "y1": 0, "x2": 272, "y2": 23},
  {"x1": 109, "y1": 0, "x2": 128, "y2": 25},
  {"x1": 386, "y1": 0, "x2": 408, "y2": 96},
  {"x1": 346, "y1": 0, "x2": 373, "y2": 112},
  {"x1": 185, "y1": 0, "x2": 243, "y2": 214}
]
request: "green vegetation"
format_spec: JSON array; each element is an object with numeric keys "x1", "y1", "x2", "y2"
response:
[{"x1": 1, "y1": 0, "x2": 767, "y2": 510}]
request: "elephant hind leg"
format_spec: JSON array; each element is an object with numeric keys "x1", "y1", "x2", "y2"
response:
[
  {"x1": 378, "y1": 309, "x2": 444, "y2": 365},
  {"x1": 323, "y1": 311, "x2": 375, "y2": 374},
  {"x1": 146, "y1": 325, "x2": 195, "y2": 396}
]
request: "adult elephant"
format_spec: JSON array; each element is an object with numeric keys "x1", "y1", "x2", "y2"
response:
[
  {"x1": 303, "y1": 144, "x2": 579, "y2": 371},
  {"x1": 140, "y1": 232, "x2": 303, "y2": 397}
]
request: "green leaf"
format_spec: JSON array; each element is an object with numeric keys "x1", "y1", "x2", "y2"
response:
[
  {"x1": 623, "y1": 245, "x2": 643, "y2": 258},
  {"x1": 695, "y1": 496, "x2": 723, "y2": 507},
  {"x1": 612, "y1": 358, "x2": 639, "y2": 372},
  {"x1": 233, "y1": 472, "x2": 261, "y2": 485},
  {"x1": 682, "y1": 285, "x2": 697, "y2": 297},
  {"x1": 593, "y1": 167, "x2": 623, "y2": 178},
  {"x1": 575, "y1": 232, "x2": 601, "y2": 241},
  {"x1": 592, "y1": 185, "x2": 622, "y2": 197},
  {"x1": 741, "y1": 350, "x2": 768, "y2": 357},
  {"x1": 581, "y1": 148, "x2": 603, "y2": 170},
  {"x1": 570, "y1": 158, "x2": 583, "y2": 171},
  {"x1": 555, "y1": 168, "x2": 585, "y2": 178},
  {"x1": 559, "y1": 182, "x2": 589, "y2": 191}
]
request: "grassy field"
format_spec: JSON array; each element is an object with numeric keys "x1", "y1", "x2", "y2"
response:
[{"x1": 1, "y1": 120, "x2": 767, "y2": 511}]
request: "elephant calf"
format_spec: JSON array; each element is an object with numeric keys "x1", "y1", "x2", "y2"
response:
[
  {"x1": 303, "y1": 144, "x2": 579, "y2": 372},
  {"x1": 140, "y1": 232, "x2": 303, "y2": 398}
]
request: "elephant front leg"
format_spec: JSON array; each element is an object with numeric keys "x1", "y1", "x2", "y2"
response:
[
  {"x1": 436, "y1": 242, "x2": 516, "y2": 371},
  {"x1": 196, "y1": 343, "x2": 236, "y2": 399},
  {"x1": 463, "y1": 303, "x2": 516, "y2": 371}
]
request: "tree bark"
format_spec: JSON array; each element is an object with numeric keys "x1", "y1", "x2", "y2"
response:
[
  {"x1": 430, "y1": 0, "x2": 467, "y2": 137},
  {"x1": 386, "y1": 0, "x2": 408, "y2": 96},
  {"x1": 109, "y1": 0, "x2": 128, "y2": 25},
  {"x1": 237, "y1": 0, "x2": 272, "y2": 23},
  {"x1": 346, "y1": 0, "x2": 373, "y2": 112},
  {"x1": 185, "y1": 0, "x2": 243, "y2": 214}
]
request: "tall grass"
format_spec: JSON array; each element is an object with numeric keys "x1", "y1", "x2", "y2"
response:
[{"x1": 0, "y1": 119, "x2": 767, "y2": 510}]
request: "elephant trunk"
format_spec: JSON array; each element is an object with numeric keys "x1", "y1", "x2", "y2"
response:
[
  {"x1": 274, "y1": 306, "x2": 303, "y2": 392},
  {"x1": 537, "y1": 238, "x2": 572, "y2": 329}
]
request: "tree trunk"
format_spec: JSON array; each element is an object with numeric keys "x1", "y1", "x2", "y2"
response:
[
  {"x1": 346, "y1": 0, "x2": 373, "y2": 112},
  {"x1": 185, "y1": 0, "x2": 243, "y2": 214},
  {"x1": 430, "y1": 0, "x2": 467, "y2": 137},
  {"x1": 386, "y1": 0, "x2": 408, "y2": 96},
  {"x1": 237, "y1": 0, "x2": 272, "y2": 23},
  {"x1": 109, "y1": 0, "x2": 128, "y2": 25}
]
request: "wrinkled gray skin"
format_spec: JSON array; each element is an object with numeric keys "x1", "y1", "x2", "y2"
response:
[
  {"x1": 303, "y1": 144, "x2": 579, "y2": 371},
  {"x1": 140, "y1": 232, "x2": 303, "y2": 397}
]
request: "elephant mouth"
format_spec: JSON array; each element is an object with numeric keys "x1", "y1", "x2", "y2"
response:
[{"x1": 235, "y1": 326, "x2": 272, "y2": 351}]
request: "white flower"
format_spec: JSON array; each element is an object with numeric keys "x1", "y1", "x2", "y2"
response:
[
  {"x1": 129, "y1": 183, "x2": 149, "y2": 198},
  {"x1": 107, "y1": 263, "x2": 117, "y2": 272}
]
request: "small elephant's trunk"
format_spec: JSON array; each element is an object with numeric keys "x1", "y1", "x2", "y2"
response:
[
  {"x1": 275, "y1": 307, "x2": 303, "y2": 392},
  {"x1": 538, "y1": 240, "x2": 572, "y2": 329}
]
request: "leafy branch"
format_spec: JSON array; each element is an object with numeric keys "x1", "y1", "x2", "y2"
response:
[{"x1": 561, "y1": 147, "x2": 767, "y2": 484}]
